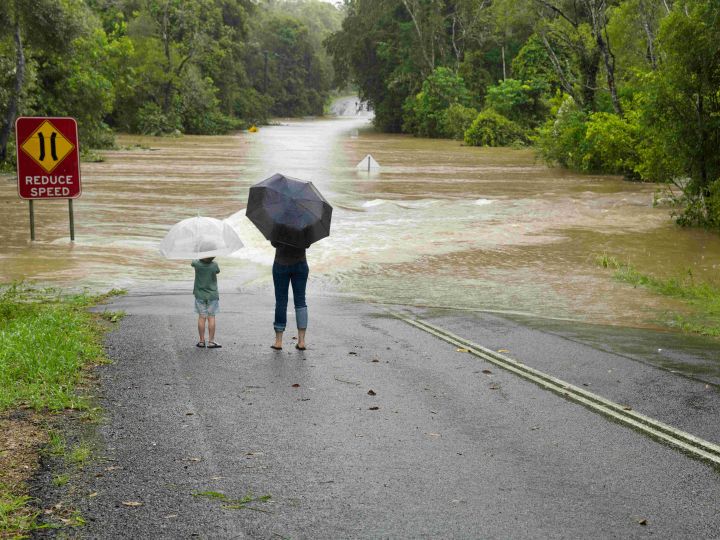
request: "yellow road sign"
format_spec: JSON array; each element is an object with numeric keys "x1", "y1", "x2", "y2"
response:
[{"x1": 20, "y1": 120, "x2": 75, "y2": 173}]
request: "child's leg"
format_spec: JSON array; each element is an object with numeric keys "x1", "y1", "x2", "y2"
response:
[
  {"x1": 208, "y1": 316, "x2": 216, "y2": 343},
  {"x1": 198, "y1": 315, "x2": 206, "y2": 343}
]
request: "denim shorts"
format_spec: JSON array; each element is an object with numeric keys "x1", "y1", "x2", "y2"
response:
[{"x1": 194, "y1": 298, "x2": 219, "y2": 317}]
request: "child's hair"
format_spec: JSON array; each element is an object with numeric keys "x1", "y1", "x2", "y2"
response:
[{"x1": 200, "y1": 257, "x2": 215, "y2": 263}]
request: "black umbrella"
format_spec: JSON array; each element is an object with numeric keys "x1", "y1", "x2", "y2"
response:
[{"x1": 246, "y1": 173, "x2": 333, "y2": 248}]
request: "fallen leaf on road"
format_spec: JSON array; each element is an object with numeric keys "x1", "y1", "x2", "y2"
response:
[
  {"x1": 489, "y1": 383, "x2": 500, "y2": 390},
  {"x1": 497, "y1": 349, "x2": 509, "y2": 353},
  {"x1": 104, "y1": 466, "x2": 123, "y2": 472},
  {"x1": 426, "y1": 433, "x2": 441, "y2": 438},
  {"x1": 122, "y1": 501, "x2": 143, "y2": 507},
  {"x1": 184, "y1": 457, "x2": 201, "y2": 462},
  {"x1": 482, "y1": 369, "x2": 492, "y2": 374},
  {"x1": 88, "y1": 492, "x2": 98, "y2": 498},
  {"x1": 456, "y1": 348, "x2": 469, "y2": 353},
  {"x1": 367, "y1": 389, "x2": 376, "y2": 396},
  {"x1": 623, "y1": 406, "x2": 633, "y2": 411},
  {"x1": 185, "y1": 412, "x2": 194, "y2": 416},
  {"x1": 371, "y1": 359, "x2": 379, "y2": 363},
  {"x1": 637, "y1": 518, "x2": 647, "y2": 525},
  {"x1": 348, "y1": 351, "x2": 358, "y2": 355},
  {"x1": 291, "y1": 383, "x2": 300, "y2": 388},
  {"x1": 164, "y1": 514, "x2": 178, "y2": 519},
  {"x1": 368, "y1": 406, "x2": 379, "y2": 411}
]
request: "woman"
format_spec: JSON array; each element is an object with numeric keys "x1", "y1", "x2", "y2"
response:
[{"x1": 271, "y1": 241, "x2": 309, "y2": 350}]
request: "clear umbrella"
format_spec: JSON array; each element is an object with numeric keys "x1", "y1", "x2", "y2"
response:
[{"x1": 159, "y1": 216, "x2": 244, "y2": 259}]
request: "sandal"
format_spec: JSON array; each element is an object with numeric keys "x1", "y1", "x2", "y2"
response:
[
  {"x1": 207, "y1": 342, "x2": 222, "y2": 349},
  {"x1": 295, "y1": 344, "x2": 306, "y2": 351},
  {"x1": 270, "y1": 345, "x2": 282, "y2": 350},
  {"x1": 196, "y1": 341, "x2": 206, "y2": 348}
]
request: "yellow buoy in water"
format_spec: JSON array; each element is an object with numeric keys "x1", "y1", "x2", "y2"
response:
[{"x1": 248, "y1": 125, "x2": 258, "y2": 133}]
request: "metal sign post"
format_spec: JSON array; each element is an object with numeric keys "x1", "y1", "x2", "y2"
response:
[
  {"x1": 68, "y1": 199, "x2": 75, "y2": 241},
  {"x1": 15, "y1": 117, "x2": 82, "y2": 241},
  {"x1": 29, "y1": 200, "x2": 35, "y2": 241}
]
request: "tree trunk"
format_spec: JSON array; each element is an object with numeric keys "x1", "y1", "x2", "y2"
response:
[
  {"x1": 0, "y1": 5, "x2": 25, "y2": 164},
  {"x1": 596, "y1": 28, "x2": 622, "y2": 115},
  {"x1": 501, "y1": 44, "x2": 506, "y2": 81},
  {"x1": 579, "y1": 48, "x2": 600, "y2": 111},
  {"x1": 161, "y1": 2, "x2": 173, "y2": 114}
]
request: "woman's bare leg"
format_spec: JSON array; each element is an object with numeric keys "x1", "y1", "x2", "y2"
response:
[{"x1": 297, "y1": 328, "x2": 306, "y2": 349}]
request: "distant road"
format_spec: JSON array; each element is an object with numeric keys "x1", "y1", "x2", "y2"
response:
[{"x1": 329, "y1": 95, "x2": 373, "y2": 117}]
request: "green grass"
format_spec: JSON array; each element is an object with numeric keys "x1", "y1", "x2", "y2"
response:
[
  {"x1": 67, "y1": 442, "x2": 92, "y2": 468},
  {"x1": 0, "y1": 283, "x2": 124, "y2": 538},
  {"x1": 0, "y1": 283, "x2": 124, "y2": 412},
  {"x1": 0, "y1": 488, "x2": 40, "y2": 538},
  {"x1": 52, "y1": 474, "x2": 69, "y2": 488},
  {"x1": 596, "y1": 254, "x2": 720, "y2": 336}
]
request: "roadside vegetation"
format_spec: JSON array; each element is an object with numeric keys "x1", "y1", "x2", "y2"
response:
[
  {"x1": 0, "y1": 283, "x2": 124, "y2": 538},
  {"x1": 327, "y1": 0, "x2": 720, "y2": 229},
  {"x1": 0, "y1": 0, "x2": 343, "y2": 170},
  {"x1": 596, "y1": 254, "x2": 720, "y2": 336}
]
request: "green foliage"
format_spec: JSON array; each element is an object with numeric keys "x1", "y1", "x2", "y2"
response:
[
  {"x1": 402, "y1": 67, "x2": 471, "y2": 137},
  {"x1": 136, "y1": 103, "x2": 181, "y2": 136},
  {"x1": 464, "y1": 109, "x2": 527, "y2": 147},
  {"x1": 511, "y1": 34, "x2": 561, "y2": 90},
  {"x1": 485, "y1": 78, "x2": 548, "y2": 128},
  {"x1": 582, "y1": 112, "x2": 639, "y2": 176},
  {"x1": 0, "y1": 0, "x2": 340, "y2": 166},
  {"x1": 441, "y1": 104, "x2": 479, "y2": 140},
  {"x1": 535, "y1": 94, "x2": 587, "y2": 167}
]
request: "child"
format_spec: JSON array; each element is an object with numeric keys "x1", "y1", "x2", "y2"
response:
[{"x1": 191, "y1": 257, "x2": 221, "y2": 348}]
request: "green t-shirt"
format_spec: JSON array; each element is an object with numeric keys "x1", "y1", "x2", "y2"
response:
[{"x1": 191, "y1": 260, "x2": 220, "y2": 301}]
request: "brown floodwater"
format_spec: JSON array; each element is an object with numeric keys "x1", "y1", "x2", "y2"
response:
[{"x1": 1, "y1": 115, "x2": 719, "y2": 330}]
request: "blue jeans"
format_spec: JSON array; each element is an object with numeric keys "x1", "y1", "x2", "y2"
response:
[{"x1": 272, "y1": 261, "x2": 309, "y2": 332}]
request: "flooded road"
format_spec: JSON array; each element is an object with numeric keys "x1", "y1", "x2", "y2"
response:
[{"x1": 1, "y1": 115, "x2": 720, "y2": 330}]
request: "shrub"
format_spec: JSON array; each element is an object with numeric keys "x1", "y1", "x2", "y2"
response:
[
  {"x1": 234, "y1": 88, "x2": 273, "y2": 125},
  {"x1": 535, "y1": 94, "x2": 588, "y2": 169},
  {"x1": 485, "y1": 78, "x2": 549, "y2": 128},
  {"x1": 402, "y1": 67, "x2": 471, "y2": 138},
  {"x1": 582, "y1": 112, "x2": 640, "y2": 176},
  {"x1": 464, "y1": 110, "x2": 527, "y2": 147},
  {"x1": 441, "y1": 104, "x2": 479, "y2": 140},
  {"x1": 136, "y1": 102, "x2": 181, "y2": 136}
]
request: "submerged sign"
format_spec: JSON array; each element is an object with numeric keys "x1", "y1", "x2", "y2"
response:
[{"x1": 16, "y1": 117, "x2": 81, "y2": 199}]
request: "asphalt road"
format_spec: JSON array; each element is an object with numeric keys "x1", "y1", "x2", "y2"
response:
[{"x1": 67, "y1": 289, "x2": 720, "y2": 539}]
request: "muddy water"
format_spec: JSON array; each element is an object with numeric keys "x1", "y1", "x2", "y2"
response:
[{"x1": 1, "y1": 116, "x2": 719, "y2": 330}]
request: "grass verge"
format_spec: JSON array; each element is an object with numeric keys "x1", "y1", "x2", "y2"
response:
[
  {"x1": 0, "y1": 283, "x2": 124, "y2": 538},
  {"x1": 596, "y1": 254, "x2": 720, "y2": 336}
]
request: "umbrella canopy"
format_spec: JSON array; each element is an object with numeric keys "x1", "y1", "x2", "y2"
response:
[
  {"x1": 159, "y1": 216, "x2": 244, "y2": 259},
  {"x1": 246, "y1": 173, "x2": 332, "y2": 248}
]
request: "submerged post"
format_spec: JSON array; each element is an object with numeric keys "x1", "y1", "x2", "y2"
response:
[
  {"x1": 29, "y1": 200, "x2": 35, "y2": 240},
  {"x1": 68, "y1": 198, "x2": 75, "y2": 241}
]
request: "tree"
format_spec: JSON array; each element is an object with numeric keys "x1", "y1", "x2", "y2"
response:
[{"x1": 637, "y1": 0, "x2": 720, "y2": 225}]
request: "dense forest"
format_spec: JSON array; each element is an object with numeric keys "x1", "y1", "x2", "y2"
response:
[
  {"x1": 0, "y1": 0, "x2": 342, "y2": 159},
  {"x1": 328, "y1": 0, "x2": 720, "y2": 228}
]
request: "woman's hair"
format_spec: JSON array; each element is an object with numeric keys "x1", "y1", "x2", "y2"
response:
[{"x1": 200, "y1": 257, "x2": 215, "y2": 263}]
